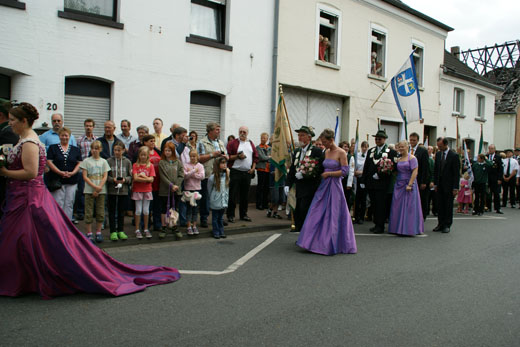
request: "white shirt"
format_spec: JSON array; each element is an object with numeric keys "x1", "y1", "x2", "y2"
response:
[
  {"x1": 409, "y1": 144, "x2": 419, "y2": 155},
  {"x1": 502, "y1": 157, "x2": 519, "y2": 177},
  {"x1": 300, "y1": 143, "x2": 311, "y2": 161},
  {"x1": 118, "y1": 133, "x2": 135, "y2": 150},
  {"x1": 232, "y1": 140, "x2": 253, "y2": 171}
]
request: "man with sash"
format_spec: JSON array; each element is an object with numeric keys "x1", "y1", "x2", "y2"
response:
[
  {"x1": 285, "y1": 126, "x2": 324, "y2": 232},
  {"x1": 361, "y1": 129, "x2": 397, "y2": 233}
]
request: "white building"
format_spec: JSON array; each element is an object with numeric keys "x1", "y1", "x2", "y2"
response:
[
  {"x1": 276, "y1": 0, "x2": 454, "y2": 145},
  {"x1": 0, "y1": 0, "x2": 275, "y2": 142},
  {"x1": 440, "y1": 49, "x2": 502, "y2": 154}
]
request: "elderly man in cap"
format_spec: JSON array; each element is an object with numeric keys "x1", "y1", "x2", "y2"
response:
[
  {"x1": 285, "y1": 126, "x2": 324, "y2": 232},
  {"x1": 361, "y1": 129, "x2": 397, "y2": 233},
  {"x1": 0, "y1": 98, "x2": 19, "y2": 218}
]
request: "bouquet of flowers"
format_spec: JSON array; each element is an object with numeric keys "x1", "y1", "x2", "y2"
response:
[
  {"x1": 298, "y1": 156, "x2": 320, "y2": 178},
  {"x1": 377, "y1": 153, "x2": 394, "y2": 175}
]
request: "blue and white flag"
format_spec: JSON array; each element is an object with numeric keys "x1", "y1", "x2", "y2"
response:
[
  {"x1": 391, "y1": 53, "x2": 423, "y2": 123},
  {"x1": 463, "y1": 140, "x2": 474, "y2": 187}
]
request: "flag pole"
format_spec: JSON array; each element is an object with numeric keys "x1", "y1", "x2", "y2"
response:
[
  {"x1": 370, "y1": 80, "x2": 393, "y2": 108},
  {"x1": 403, "y1": 110, "x2": 408, "y2": 139}
]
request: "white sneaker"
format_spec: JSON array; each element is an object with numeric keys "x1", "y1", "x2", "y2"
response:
[
  {"x1": 187, "y1": 227, "x2": 194, "y2": 235},
  {"x1": 144, "y1": 230, "x2": 152, "y2": 239},
  {"x1": 278, "y1": 205, "x2": 282, "y2": 211},
  {"x1": 135, "y1": 230, "x2": 143, "y2": 239}
]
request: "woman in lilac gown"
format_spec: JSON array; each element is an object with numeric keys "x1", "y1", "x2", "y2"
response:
[
  {"x1": 0, "y1": 103, "x2": 180, "y2": 299},
  {"x1": 296, "y1": 129, "x2": 357, "y2": 255},
  {"x1": 388, "y1": 140, "x2": 424, "y2": 236}
]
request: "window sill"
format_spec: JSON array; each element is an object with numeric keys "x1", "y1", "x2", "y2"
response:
[
  {"x1": 475, "y1": 117, "x2": 487, "y2": 123},
  {"x1": 315, "y1": 60, "x2": 340, "y2": 70},
  {"x1": 452, "y1": 112, "x2": 465, "y2": 118},
  {"x1": 186, "y1": 35, "x2": 233, "y2": 51},
  {"x1": 367, "y1": 73, "x2": 387, "y2": 82},
  {"x1": 58, "y1": 11, "x2": 124, "y2": 29},
  {"x1": 0, "y1": 0, "x2": 25, "y2": 10}
]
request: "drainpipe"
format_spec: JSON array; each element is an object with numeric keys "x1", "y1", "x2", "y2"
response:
[{"x1": 270, "y1": 0, "x2": 280, "y2": 133}]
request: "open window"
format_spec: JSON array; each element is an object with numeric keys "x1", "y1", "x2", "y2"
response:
[
  {"x1": 370, "y1": 26, "x2": 387, "y2": 77},
  {"x1": 412, "y1": 42, "x2": 424, "y2": 87},
  {"x1": 315, "y1": 4, "x2": 341, "y2": 67}
]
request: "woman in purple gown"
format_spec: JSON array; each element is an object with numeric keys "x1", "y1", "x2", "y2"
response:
[
  {"x1": 388, "y1": 140, "x2": 424, "y2": 236},
  {"x1": 296, "y1": 129, "x2": 357, "y2": 255},
  {"x1": 0, "y1": 103, "x2": 180, "y2": 299}
]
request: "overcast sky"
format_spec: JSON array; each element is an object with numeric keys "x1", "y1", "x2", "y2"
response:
[{"x1": 406, "y1": 0, "x2": 520, "y2": 51}]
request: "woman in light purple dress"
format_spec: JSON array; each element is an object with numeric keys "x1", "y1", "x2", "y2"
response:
[
  {"x1": 388, "y1": 140, "x2": 424, "y2": 236},
  {"x1": 296, "y1": 129, "x2": 357, "y2": 255},
  {"x1": 0, "y1": 103, "x2": 180, "y2": 299}
]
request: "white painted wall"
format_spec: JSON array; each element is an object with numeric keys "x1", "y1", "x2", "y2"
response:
[
  {"x1": 494, "y1": 113, "x2": 517, "y2": 150},
  {"x1": 277, "y1": 0, "x2": 448, "y2": 144},
  {"x1": 439, "y1": 75, "x2": 498, "y2": 151},
  {"x1": 0, "y1": 0, "x2": 275, "y2": 143}
]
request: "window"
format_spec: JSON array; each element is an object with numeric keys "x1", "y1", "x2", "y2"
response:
[
  {"x1": 317, "y1": 7, "x2": 340, "y2": 65},
  {"x1": 190, "y1": 0, "x2": 226, "y2": 43},
  {"x1": 453, "y1": 88, "x2": 464, "y2": 116},
  {"x1": 412, "y1": 43, "x2": 424, "y2": 87},
  {"x1": 59, "y1": 0, "x2": 123, "y2": 29},
  {"x1": 0, "y1": 74, "x2": 10, "y2": 100},
  {"x1": 64, "y1": 0, "x2": 116, "y2": 20},
  {"x1": 370, "y1": 26, "x2": 386, "y2": 77},
  {"x1": 477, "y1": 94, "x2": 485, "y2": 119}
]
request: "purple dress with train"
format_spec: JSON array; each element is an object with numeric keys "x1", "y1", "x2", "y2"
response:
[
  {"x1": 296, "y1": 159, "x2": 357, "y2": 255},
  {"x1": 0, "y1": 139, "x2": 180, "y2": 299},
  {"x1": 388, "y1": 157, "x2": 424, "y2": 235}
]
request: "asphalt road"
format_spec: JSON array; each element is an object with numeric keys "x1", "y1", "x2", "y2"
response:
[{"x1": 1, "y1": 208, "x2": 519, "y2": 346}]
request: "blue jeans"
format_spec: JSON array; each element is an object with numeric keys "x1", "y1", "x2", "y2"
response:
[
  {"x1": 179, "y1": 200, "x2": 187, "y2": 226},
  {"x1": 211, "y1": 208, "x2": 225, "y2": 237},
  {"x1": 199, "y1": 178, "x2": 209, "y2": 223}
]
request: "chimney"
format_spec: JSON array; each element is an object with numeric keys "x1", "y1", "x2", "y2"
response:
[{"x1": 451, "y1": 46, "x2": 461, "y2": 60}]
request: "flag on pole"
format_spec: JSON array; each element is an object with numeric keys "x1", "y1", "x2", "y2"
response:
[
  {"x1": 353, "y1": 120, "x2": 359, "y2": 167},
  {"x1": 463, "y1": 139, "x2": 474, "y2": 187},
  {"x1": 270, "y1": 95, "x2": 292, "y2": 187},
  {"x1": 424, "y1": 136, "x2": 428, "y2": 148},
  {"x1": 334, "y1": 115, "x2": 339, "y2": 143},
  {"x1": 391, "y1": 53, "x2": 423, "y2": 124},
  {"x1": 456, "y1": 117, "x2": 461, "y2": 151},
  {"x1": 478, "y1": 124, "x2": 484, "y2": 155}
]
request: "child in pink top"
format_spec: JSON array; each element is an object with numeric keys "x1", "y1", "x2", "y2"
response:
[
  {"x1": 183, "y1": 150, "x2": 205, "y2": 235},
  {"x1": 456, "y1": 172, "x2": 472, "y2": 214},
  {"x1": 132, "y1": 146, "x2": 155, "y2": 239}
]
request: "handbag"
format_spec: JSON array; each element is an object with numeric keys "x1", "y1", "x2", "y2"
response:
[
  {"x1": 165, "y1": 183, "x2": 179, "y2": 228},
  {"x1": 47, "y1": 171, "x2": 62, "y2": 192}
]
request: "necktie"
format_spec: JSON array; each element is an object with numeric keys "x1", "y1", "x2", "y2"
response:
[
  {"x1": 506, "y1": 159, "x2": 510, "y2": 176},
  {"x1": 411, "y1": 148, "x2": 415, "y2": 155}
]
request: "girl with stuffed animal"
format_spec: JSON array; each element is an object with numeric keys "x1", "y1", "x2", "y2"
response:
[
  {"x1": 158, "y1": 142, "x2": 184, "y2": 239},
  {"x1": 183, "y1": 149, "x2": 205, "y2": 235}
]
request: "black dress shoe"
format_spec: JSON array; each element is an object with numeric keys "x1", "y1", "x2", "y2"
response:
[
  {"x1": 441, "y1": 227, "x2": 451, "y2": 233},
  {"x1": 241, "y1": 216, "x2": 252, "y2": 222},
  {"x1": 220, "y1": 234, "x2": 227, "y2": 239},
  {"x1": 496, "y1": 210, "x2": 504, "y2": 214},
  {"x1": 213, "y1": 234, "x2": 220, "y2": 239},
  {"x1": 373, "y1": 227, "x2": 384, "y2": 234},
  {"x1": 433, "y1": 225, "x2": 443, "y2": 232},
  {"x1": 472, "y1": 211, "x2": 478, "y2": 215},
  {"x1": 223, "y1": 220, "x2": 228, "y2": 226},
  {"x1": 228, "y1": 217, "x2": 235, "y2": 223},
  {"x1": 200, "y1": 221, "x2": 208, "y2": 228},
  {"x1": 369, "y1": 226, "x2": 376, "y2": 232},
  {"x1": 356, "y1": 220, "x2": 364, "y2": 225}
]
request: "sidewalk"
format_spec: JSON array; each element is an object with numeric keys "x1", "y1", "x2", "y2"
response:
[{"x1": 75, "y1": 203, "x2": 292, "y2": 249}]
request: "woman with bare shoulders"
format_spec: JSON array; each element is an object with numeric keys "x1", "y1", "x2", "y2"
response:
[
  {"x1": 387, "y1": 140, "x2": 424, "y2": 235},
  {"x1": 0, "y1": 103, "x2": 180, "y2": 299},
  {"x1": 296, "y1": 129, "x2": 357, "y2": 255}
]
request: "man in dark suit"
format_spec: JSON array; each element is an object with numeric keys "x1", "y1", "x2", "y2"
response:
[
  {"x1": 409, "y1": 132, "x2": 430, "y2": 220},
  {"x1": 486, "y1": 144, "x2": 503, "y2": 214},
  {"x1": 285, "y1": 126, "x2": 324, "y2": 232},
  {"x1": 361, "y1": 129, "x2": 397, "y2": 234},
  {"x1": 0, "y1": 99, "x2": 19, "y2": 218},
  {"x1": 433, "y1": 137, "x2": 460, "y2": 233}
]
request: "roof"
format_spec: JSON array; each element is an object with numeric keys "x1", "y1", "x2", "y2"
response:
[
  {"x1": 443, "y1": 51, "x2": 503, "y2": 92},
  {"x1": 382, "y1": 0, "x2": 454, "y2": 32}
]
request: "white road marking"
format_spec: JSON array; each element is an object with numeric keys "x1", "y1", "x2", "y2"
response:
[
  {"x1": 355, "y1": 233, "x2": 427, "y2": 237},
  {"x1": 179, "y1": 233, "x2": 282, "y2": 276},
  {"x1": 425, "y1": 216, "x2": 506, "y2": 220}
]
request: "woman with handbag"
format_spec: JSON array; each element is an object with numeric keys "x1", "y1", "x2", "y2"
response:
[
  {"x1": 159, "y1": 142, "x2": 184, "y2": 239},
  {"x1": 46, "y1": 127, "x2": 82, "y2": 222}
]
